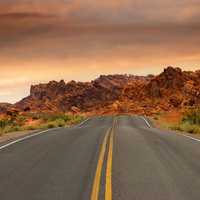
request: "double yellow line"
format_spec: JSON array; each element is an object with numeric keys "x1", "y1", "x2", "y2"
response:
[{"x1": 90, "y1": 118, "x2": 116, "y2": 200}]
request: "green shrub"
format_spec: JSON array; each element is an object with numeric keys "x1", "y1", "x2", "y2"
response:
[
  {"x1": 182, "y1": 123, "x2": 200, "y2": 134},
  {"x1": 25, "y1": 125, "x2": 37, "y2": 130},
  {"x1": 0, "y1": 119, "x2": 12, "y2": 129},
  {"x1": 0, "y1": 120, "x2": 7, "y2": 129},
  {"x1": 0, "y1": 113, "x2": 85, "y2": 135},
  {"x1": 47, "y1": 123, "x2": 56, "y2": 129},
  {"x1": 171, "y1": 122, "x2": 200, "y2": 134},
  {"x1": 32, "y1": 115, "x2": 40, "y2": 120},
  {"x1": 55, "y1": 119, "x2": 66, "y2": 127},
  {"x1": 170, "y1": 108, "x2": 200, "y2": 134},
  {"x1": 68, "y1": 115, "x2": 85, "y2": 125},
  {"x1": 2, "y1": 125, "x2": 22, "y2": 133},
  {"x1": 45, "y1": 119, "x2": 66, "y2": 128},
  {"x1": 16, "y1": 115, "x2": 27, "y2": 124},
  {"x1": 10, "y1": 126, "x2": 22, "y2": 132},
  {"x1": 182, "y1": 108, "x2": 200, "y2": 125},
  {"x1": 0, "y1": 119, "x2": 18, "y2": 134}
]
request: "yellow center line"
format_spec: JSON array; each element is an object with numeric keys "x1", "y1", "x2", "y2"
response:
[
  {"x1": 105, "y1": 118, "x2": 116, "y2": 200},
  {"x1": 90, "y1": 129, "x2": 110, "y2": 200},
  {"x1": 90, "y1": 117, "x2": 116, "y2": 200},
  {"x1": 105, "y1": 128, "x2": 114, "y2": 200}
]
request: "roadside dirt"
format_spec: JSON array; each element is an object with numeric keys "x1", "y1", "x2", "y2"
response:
[{"x1": 0, "y1": 130, "x2": 39, "y2": 145}]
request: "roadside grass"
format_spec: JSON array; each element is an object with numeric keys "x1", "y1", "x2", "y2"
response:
[
  {"x1": 171, "y1": 123, "x2": 200, "y2": 134},
  {"x1": 0, "y1": 113, "x2": 85, "y2": 136},
  {"x1": 170, "y1": 108, "x2": 200, "y2": 134}
]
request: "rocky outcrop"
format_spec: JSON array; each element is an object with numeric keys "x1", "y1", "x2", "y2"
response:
[
  {"x1": 146, "y1": 67, "x2": 200, "y2": 107},
  {"x1": 10, "y1": 66, "x2": 200, "y2": 115},
  {"x1": 15, "y1": 74, "x2": 148, "y2": 113},
  {"x1": 146, "y1": 67, "x2": 189, "y2": 97},
  {"x1": 0, "y1": 103, "x2": 12, "y2": 113}
]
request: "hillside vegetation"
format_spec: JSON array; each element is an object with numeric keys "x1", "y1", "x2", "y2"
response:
[
  {"x1": 0, "y1": 113, "x2": 85, "y2": 136},
  {"x1": 171, "y1": 108, "x2": 200, "y2": 134}
]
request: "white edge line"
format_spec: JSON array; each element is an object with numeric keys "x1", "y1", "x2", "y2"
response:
[
  {"x1": 76, "y1": 118, "x2": 90, "y2": 127},
  {"x1": 0, "y1": 127, "x2": 61, "y2": 151},
  {"x1": 176, "y1": 132, "x2": 200, "y2": 142},
  {"x1": 141, "y1": 116, "x2": 200, "y2": 143},
  {"x1": 141, "y1": 116, "x2": 151, "y2": 128},
  {"x1": 169, "y1": 129, "x2": 200, "y2": 143}
]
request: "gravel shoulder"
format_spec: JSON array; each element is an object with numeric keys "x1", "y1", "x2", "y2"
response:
[{"x1": 0, "y1": 129, "x2": 40, "y2": 146}]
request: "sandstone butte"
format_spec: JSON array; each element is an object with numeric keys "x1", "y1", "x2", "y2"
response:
[{"x1": 1, "y1": 66, "x2": 200, "y2": 116}]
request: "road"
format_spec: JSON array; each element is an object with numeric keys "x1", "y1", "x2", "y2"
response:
[{"x1": 0, "y1": 115, "x2": 200, "y2": 200}]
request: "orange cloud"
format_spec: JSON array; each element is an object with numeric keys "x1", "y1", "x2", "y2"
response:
[{"x1": 0, "y1": 0, "x2": 200, "y2": 102}]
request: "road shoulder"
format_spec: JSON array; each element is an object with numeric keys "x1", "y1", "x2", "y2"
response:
[{"x1": 0, "y1": 129, "x2": 42, "y2": 147}]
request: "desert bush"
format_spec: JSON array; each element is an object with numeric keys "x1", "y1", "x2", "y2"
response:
[
  {"x1": 0, "y1": 118, "x2": 13, "y2": 128},
  {"x1": 182, "y1": 108, "x2": 200, "y2": 125},
  {"x1": 0, "y1": 113, "x2": 85, "y2": 135},
  {"x1": 0, "y1": 118, "x2": 15, "y2": 134},
  {"x1": 25, "y1": 125, "x2": 37, "y2": 130},
  {"x1": 15, "y1": 115, "x2": 27, "y2": 126},
  {"x1": 171, "y1": 108, "x2": 200, "y2": 134},
  {"x1": 29, "y1": 113, "x2": 73, "y2": 122},
  {"x1": 2, "y1": 125, "x2": 23, "y2": 133},
  {"x1": 46, "y1": 123, "x2": 56, "y2": 129},
  {"x1": 153, "y1": 116, "x2": 158, "y2": 120},
  {"x1": 48, "y1": 119, "x2": 66, "y2": 127},
  {"x1": 179, "y1": 123, "x2": 200, "y2": 134},
  {"x1": 0, "y1": 119, "x2": 8, "y2": 129},
  {"x1": 55, "y1": 119, "x2": 66, "y2": 127},
  {"x1": 68, "y1": 115, "x2": 85, "y2": 125}
]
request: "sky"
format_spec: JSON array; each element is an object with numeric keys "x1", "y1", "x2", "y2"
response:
[{"x1": 0, "y1": 0, "x2": 200, "y2": 103}]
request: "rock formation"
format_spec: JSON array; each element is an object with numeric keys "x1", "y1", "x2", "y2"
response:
[{"x1": 2, "y1": 66, "x2": 199, "y2": 116}]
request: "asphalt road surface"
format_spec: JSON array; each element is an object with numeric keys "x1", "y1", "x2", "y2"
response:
[{"x1": 0, "y1": 115, "x2": 200, "y2": 200}]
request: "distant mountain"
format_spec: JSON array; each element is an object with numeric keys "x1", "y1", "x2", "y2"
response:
[{"x1": 5, "y1": 66, "x2": 200, "y2": 116}]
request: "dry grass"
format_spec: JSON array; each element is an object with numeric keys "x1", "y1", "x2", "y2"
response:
[
  {"x1": 152, "y1": 110, "x2": 182, "y2": 129},
  {"x1": 154, "y1": 108, "x2": 200, "y2": 135},
  {"x1": 170, "y1": 108, "x2": 200, "y2": 134},
  {"x1": 0, "y1": 113, "x2": 85, "y2": 136}
]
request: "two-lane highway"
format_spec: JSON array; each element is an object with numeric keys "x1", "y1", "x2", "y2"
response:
[{"x1": 0, "y1": 115, "x2": 200, "y2": 200}]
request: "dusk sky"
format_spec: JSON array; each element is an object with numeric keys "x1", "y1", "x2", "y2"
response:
[{"x1": 0, "y1": 0, "x2": 200, "y2": 103}]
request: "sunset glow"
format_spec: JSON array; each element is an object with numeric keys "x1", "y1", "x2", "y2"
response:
[{"x1": 0, "y1": 0, "x2": 200, "y2": 102}]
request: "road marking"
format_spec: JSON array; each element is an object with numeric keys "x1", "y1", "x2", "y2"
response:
[
  {"x1": 90, "y1": 129, "x2": 110, "y2": 200},
  {"x1": 0, "y1": 127, "x2": 61, "y2": 151},
  {"x1": 140, "y1": 115, "x2": 200, "y2": 143},
  {"x1": 77, "y1": 118, "x2": 90, "y2": 127},
  {"x1": 178, "y1": 133, "x2": 200, "y2": 142},
  {"x1": 141, "y1": 116, "x2": 151, "y2": 128},
  {"x1": 105, "y1": 120, "x2": 115, "y2": 200}
]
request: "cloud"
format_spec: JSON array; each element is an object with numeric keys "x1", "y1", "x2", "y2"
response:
[
  {"x1": 0, "y1": 0, "x2": 200, "y2": 102},
  {"x1": 1, "y1": 0, "x2": 200, "y2": 25}
]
